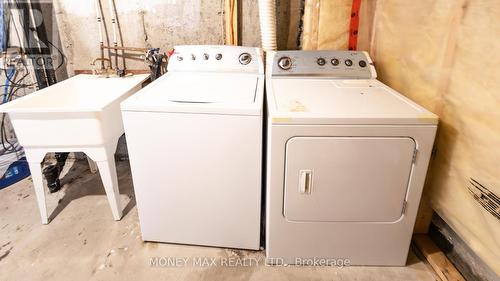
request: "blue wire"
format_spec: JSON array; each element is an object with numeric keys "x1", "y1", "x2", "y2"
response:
[
  {"x1": 3, "y1": 67, "x2": 16, "y2": 104},
  {"x1": 0, "y1": 0, "x2": 5, "y2": 52}
]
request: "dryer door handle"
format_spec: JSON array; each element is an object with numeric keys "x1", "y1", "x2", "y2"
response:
[{"x1": 299, "y1": 170, "x2": 312, "y2": 194}]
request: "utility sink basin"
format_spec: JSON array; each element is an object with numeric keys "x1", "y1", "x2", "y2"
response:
[
  {"x1": 0, "y1": 74, "x2": 149, "y2": 148},
  {"x1": 0, "y1": 74, "x2": 149, "y2": 224}
]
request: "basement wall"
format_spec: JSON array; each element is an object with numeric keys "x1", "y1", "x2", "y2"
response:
[
  {"x1": 302, "y1": 0, "x2": 500, "y2": 275},
  {"x1": 53, "y1": 0, "x2": 227, "y2": 73},
  {"x1": 53, "y1": 0, "x2": 269, "y2": 74}
]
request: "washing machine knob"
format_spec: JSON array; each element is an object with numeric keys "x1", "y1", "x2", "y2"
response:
[
  {"x1": 215, "y1": 53, "x2": 223, "y2": 60},
  {"x1": 191, "y1": 54, "x2": 196, "y2": 60},
  {"x1": 203, "y1": 53, "x2": 209, "y2": 60},
  {"x1": 239, "y1": 53, "x2": 252, "y2": 65},
  {"x1": 278, "y1": 56, "x2": 293, "y2": 70},
  {"x1": 317, "y1": 57, "x2": 326, "y2": 66},
  {"x1": 345, "y1": 59, "x2": 353, "y2": 66},
  {"x1": 177, "y1": 56, "x2": 183, "y2": 61}
]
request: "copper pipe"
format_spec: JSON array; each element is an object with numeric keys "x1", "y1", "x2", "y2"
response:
[
  {"x1": 91, "y1": 57, "x2": 111, "y2": 66},
  {"x1": 101, "y1": 45, "x2": 149, "y2": 52}
]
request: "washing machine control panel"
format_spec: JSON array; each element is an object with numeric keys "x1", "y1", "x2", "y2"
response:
[
  {"x1": 272, "y1": 50, "x2": 377, "y2": 79},
  {"x1": 168, "y1": 45, "x2": 264, "y2": 74}
]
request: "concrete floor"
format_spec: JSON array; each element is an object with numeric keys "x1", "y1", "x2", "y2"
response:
[{"x1": 0, "y1": 159, "x2": 439, "y2": 281}]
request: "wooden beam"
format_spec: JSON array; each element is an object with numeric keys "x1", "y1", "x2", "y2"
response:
[
  {"x1": 224, "y1": 0, "x2": 238, "y2": 45},
  {"x1": 286, "y1": 0, "x2": 303, "y2": 49},
  {"x1": 413, "y1": 235, "x2": 466, "y2": 281}
]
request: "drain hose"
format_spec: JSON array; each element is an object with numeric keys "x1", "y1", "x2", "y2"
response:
[{"x1": 258, "y1": 0, "x2": 277, "y2": 51}]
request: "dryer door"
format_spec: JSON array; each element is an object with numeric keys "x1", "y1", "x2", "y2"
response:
[{"x1": 283, "y1": 136, "x2": 415, "y2": 223}]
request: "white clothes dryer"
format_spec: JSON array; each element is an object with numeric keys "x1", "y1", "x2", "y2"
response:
[{"x1": 265, "y1": 50, "x2": 438, "y2": 265}]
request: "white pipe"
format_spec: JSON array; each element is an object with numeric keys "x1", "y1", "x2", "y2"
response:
[
  {"x1": 108, "y1": 0, "x2": 118, "y2": 47},
  {"x1": 258, "y1": 0, "x2": 277, "y2": 51},
  {"x1": 94, "y1": 0, "x2": 106, "y2": 69},
  {"x1": 107, "y1": 0, "x2": 119, "y2": 70},
  {"x1": 94, "y1": 0, "x2": 104, "y2": 47}
]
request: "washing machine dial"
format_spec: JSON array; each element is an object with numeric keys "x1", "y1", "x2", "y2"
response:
[
  {"x1": 239, "y1": 53, "x2": 252, "y2": 65},
  {"x1": 203, "y1": 53, "x2": 209, "y2": 60},
  {"x1": 215, "y1": 53, "x2": 223, "y2": 60},
  {"x1": 191, "y1": 54, "x2": 196, "y2": 60},
  {"x1": 177, "y1": 56, "x2": 183, "y2": 61},
  {"x1": 317, "y1": 57, "x2": 326, "y2": 66},
  {"x1": 277, "y1": 56, "x2": 293, "y2": 70},
  {"x1": 345, "y1": 59, "x2": 353, "y2": 66}
]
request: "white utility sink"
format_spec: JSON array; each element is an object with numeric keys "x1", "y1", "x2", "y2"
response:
[{"x1": 0, "y1": 74, "x2": 149, "y2": 224}]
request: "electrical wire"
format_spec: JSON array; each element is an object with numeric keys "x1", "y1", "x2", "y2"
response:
[
  {"x1": 3, "y1": 0, "x2": 67, "y2": 88},
  {"x1": 0, "y1": 66, "x2": 31, "y2": 155},
  {"x1": 1, "y1": 86, "x2": 24, "y2": 154},
  {"x1": 0, "y1": 0, "x2": 59, "y2": 157},
  {"x1": 0, "y1": 0, "x2": 67, "y2": 158},
  {"x1": 2, "y1": 2, "x2": 38, "y2": 88},
  {"x1": 3, "y1": 67, "x2": 15, "y2": 103}
]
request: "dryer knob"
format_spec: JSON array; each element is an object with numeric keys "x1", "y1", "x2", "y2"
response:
[
  {"x1": 278, "y1": 56, "x2": 293, "y2": 70},
  {"x1": 239, "y1": 53, "x2": 252, "y2": 65}
]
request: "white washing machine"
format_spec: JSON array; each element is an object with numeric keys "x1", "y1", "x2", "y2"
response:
[
  {"x1": 121, "y1": 45, "x2": 264, "y2": 250},
  {"x1": 265, "y1": 50, "x2": 438, "y2": 265}
]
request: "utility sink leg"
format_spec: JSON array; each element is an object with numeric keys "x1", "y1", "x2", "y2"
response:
[
  {"x1": 96, "y1": 152, "x2": 122, "y2": 221},
  {"x1": 27, "y1": 161, "x2": 49, "y2": 224}
]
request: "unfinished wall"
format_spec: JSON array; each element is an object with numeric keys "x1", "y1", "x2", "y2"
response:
[
  {"x1": 302, "y1": 0, "x2": 500, "y2": 275},
  {"x1": 53, "y1": 0, "x2": 266, "y2": 74},
  {"x1": 53, "y1": 0, "x2": 224, "y2": 73}
]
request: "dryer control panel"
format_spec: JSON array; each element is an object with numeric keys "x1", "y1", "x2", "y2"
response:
[
  {"x1": 271, "y1": 50, "x2": 377, "y2": 79},
  {"x1": 168, "y1": 45, "x2": 264, "y2": 74}
]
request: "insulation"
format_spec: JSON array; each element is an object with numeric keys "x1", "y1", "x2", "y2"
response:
[
  {"x1": 302, "y1": 0, "x2": 375, "y2": 51},
  {"x1": 302, "y1": 0, "x2": 500, "y2": 275}
]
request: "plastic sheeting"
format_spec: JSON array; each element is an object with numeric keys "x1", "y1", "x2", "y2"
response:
[{"x1": 302, "y1": 0, "x2": 500, "y2": 275}]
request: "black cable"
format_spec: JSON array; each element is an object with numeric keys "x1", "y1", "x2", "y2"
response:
[
  {"x1": 45, "y1": 38, "x2": 66, "y2": 70},
  {"x1": 0, "y1": 70, "x2": 29, "y2": 154},
  {"x1": 0, "y1": 87, "x2": 23, "y2": 154},
  {"x1": 2, "y1": 5, "x2": 38, "y2": 88},
  {"x1": 3, "y1": 1, "x2": 66, "y2": 89},
  {"x1": 1, "y1": 113, "x2": 16, "y2": 152},
  {"x1": 2, "y1": 67, "x2": 31, "y2": 89},
  {"x1": 2, "y1": 66, "x2": 37, "y2": 87},
  {"x1": 0, "y1": 1, "x2": 61, "y2": 156}
]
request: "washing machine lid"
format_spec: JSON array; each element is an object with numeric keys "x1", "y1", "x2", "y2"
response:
[
  {"x1": 121, "y1": 72, "x2": 263, "y2": 115},
  {"x1": 269, "y1": 78, "x2": 438, "y2": 125}
]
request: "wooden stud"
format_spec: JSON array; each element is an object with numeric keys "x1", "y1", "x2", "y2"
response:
[
  {"x1": 224, "y1": 0, "x2": 238, "y2": 45},
  {"x1": 413, "y1": 234, "x2": 466, "y2": 281}
]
